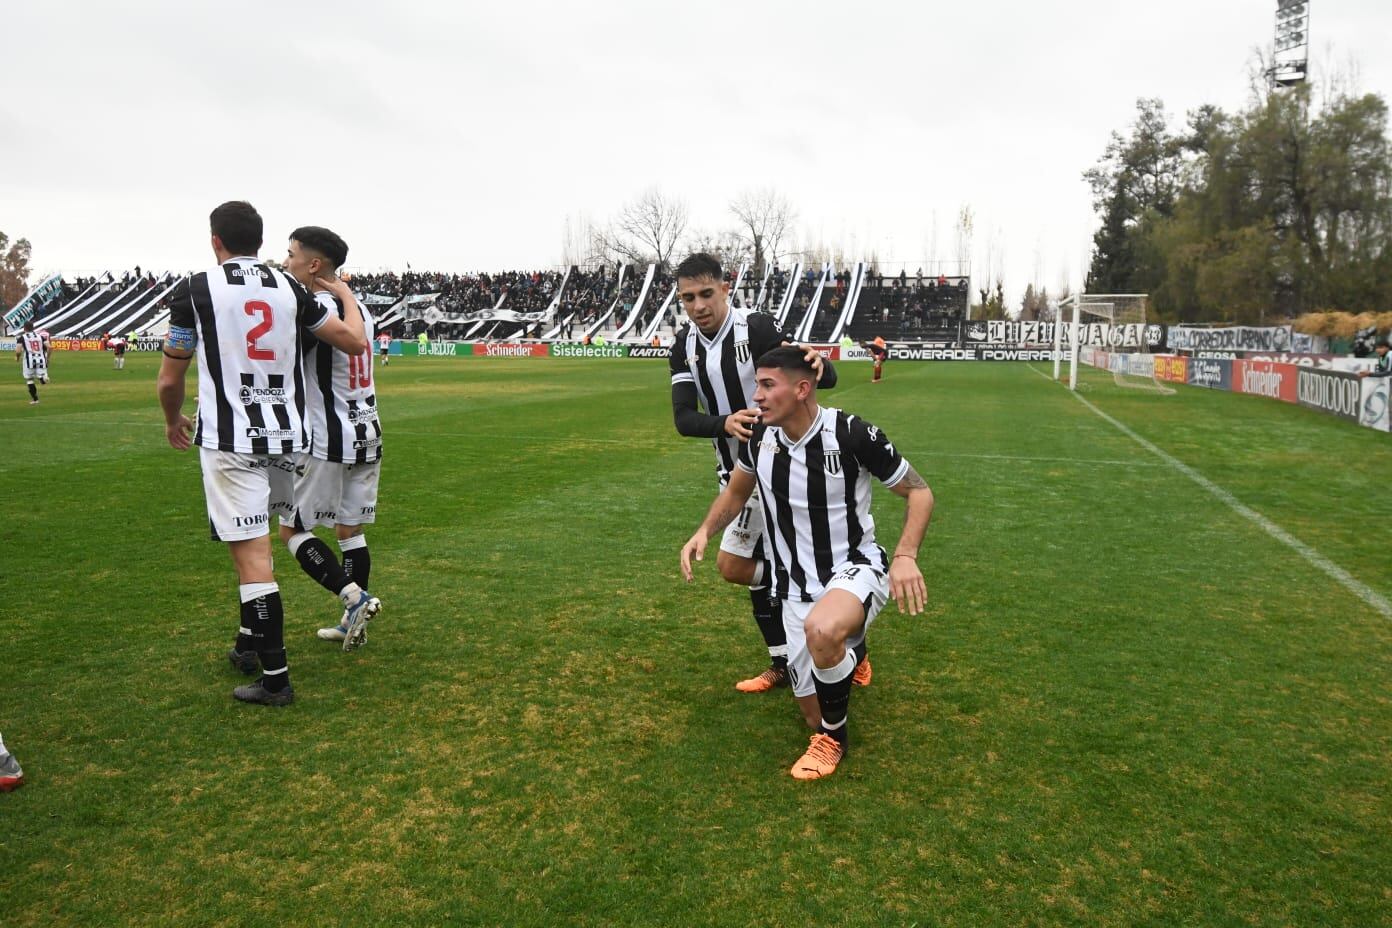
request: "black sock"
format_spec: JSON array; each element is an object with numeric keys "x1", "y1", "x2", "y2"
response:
[
  {"x1": 341, "y1": 540, "x2": 371, "y2": 589},
  {"x1": 853, "y1": 640, "x2": 867, "y2": 668},
  {"x1": 294, "y1": 537, "x2": 351, "y2": 596},
  {"x1": 812, "y1": 651, "x2": 856, "y2": 747},
  {"x1": 245, "y1": 591, "x2": 289, "y2": 692},
  {"x1": 749, "y1": 586, "x2": 788, "y2": 669},
  {"x1": 26, "y1": 382, "x2": 37, "y2": 401}
]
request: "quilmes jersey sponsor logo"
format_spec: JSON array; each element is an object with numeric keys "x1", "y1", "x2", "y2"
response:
[
  {"x1": 1297, "y1": 370, "x2": 1359, "y2": 417},
  {"x1": 239, "y1": 384, "x2": 288, "y2": 405}
]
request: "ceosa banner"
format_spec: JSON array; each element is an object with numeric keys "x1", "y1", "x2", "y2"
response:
[
  {"x1": 1232, "y1": 360, "x2": 1298, "y2": 403},
  {"x1": 1169, "y1": 325, "x2": 1293, "y2": 353},
  {"x1": 968, "y1": 320, "x2": 1165, "y2": 348},
  {"x1": 2, "y1": 274, "x2": 64, "y2": 328},
  {"x1": 1296, "y1": 368, "x2": 1361, "y2": 423}
]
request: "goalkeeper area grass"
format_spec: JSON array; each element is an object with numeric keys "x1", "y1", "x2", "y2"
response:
[{"x1": 3, "y1": 352, "x2": 1390, "y2": 927}]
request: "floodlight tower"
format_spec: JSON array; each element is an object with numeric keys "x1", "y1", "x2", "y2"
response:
[{"x1": 1268, "y1": 0, "x2": 1310, "y2": 89}]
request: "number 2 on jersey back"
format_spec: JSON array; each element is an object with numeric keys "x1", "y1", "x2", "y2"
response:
[{"x1": 244, "y1": 301, "x2": 276, "y2": 360}]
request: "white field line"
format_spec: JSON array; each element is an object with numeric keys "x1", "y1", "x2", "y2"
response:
[{"x1": 1029, "y1": 364, "x2": 1392, "y2": 619}]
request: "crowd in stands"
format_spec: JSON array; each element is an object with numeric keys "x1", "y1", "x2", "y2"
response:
[{"x1": 860, "y1": 271, "x2": 969, "y2": 336}]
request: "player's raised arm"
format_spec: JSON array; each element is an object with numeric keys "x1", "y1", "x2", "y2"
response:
[
  {"x1": 309, "y1": 275, "x2": 367, "y2": 355},
  {"x1": 681, "y1": 466, "x2": 756, "y2": 581}
]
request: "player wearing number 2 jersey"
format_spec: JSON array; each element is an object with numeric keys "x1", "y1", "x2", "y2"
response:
[
  {"x1": 278, "y1": 226, "x2": 385, "y2": 651},
  {"x1": 157, "y1": 201, "x2": 371, "y2": 707}
]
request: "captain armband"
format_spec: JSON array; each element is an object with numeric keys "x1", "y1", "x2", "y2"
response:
[{"x1": 165, "y1": 325, "x2": 197, "y2": 352}]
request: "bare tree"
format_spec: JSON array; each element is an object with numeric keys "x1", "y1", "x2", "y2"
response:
[
  {"x1": 595, "y1": 188, "x2": 689, "y2": 272},
  {"x1": 729, "y1": 189, "x2": 797, "y2": 276},
  {"x1": 954, "y1": 205, "x2": 974, "y2": 277},
  {"x1": 682, "y1": 228, "x2": 749, "y2": 274}
]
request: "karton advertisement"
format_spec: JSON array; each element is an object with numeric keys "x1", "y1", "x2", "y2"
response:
[{"x1": 1232, "y1": 360, "x2": 1298, "y2": 403}]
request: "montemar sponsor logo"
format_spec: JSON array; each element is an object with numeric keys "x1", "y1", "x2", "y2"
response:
[
  {"x1": 245, "y1": 427, "x2": 297, "y2": 440},
  {"x1": 551, "y1": 343, "x2": 627, "y2": 358},
  {"x1": 238, "y1": 385, "x2": 288, "y2": 405},
  {"x1": 627, "y1": 345, "x2": 670, "y2": 359},
  {"x1": 1297, "y1": 369, "x2": 1360, "y2": 418}
]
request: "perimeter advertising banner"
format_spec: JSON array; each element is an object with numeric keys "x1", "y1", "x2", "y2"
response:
[
  {"x1": 1169, "y1": 325, "x2": 1293, "y2": 353},
  {"x1": 1232, "y1": 360, "x2": 1298, "y2": 403},
  {"x1": 549, "y1": 342, "x2": 628, "y2": 358},
  {"x1": 626, "y1": 345, "x2": 670, "y2": 359},
  {"x1": 885, "y1": 345, "x2": 1057, "y2": 361},
  {"x1": 1360, "y1": 376, "x2": 1391, "y2": 431},
  {"x1": 1186, "y1": 357, "x2": 1233, "y2": 390},
  {"x1": 48, "y1": 338, "x2": 105, "y2": 351},
  {"x1": 1296, "y1": 368, "x2": 1361, "y2": 423},
  {"x1": 1155, "y1": 355, "x2": 1188, "y2": 384},
  {"x1": 479, "y1": 342, "x2": 549, "y2": 358}
]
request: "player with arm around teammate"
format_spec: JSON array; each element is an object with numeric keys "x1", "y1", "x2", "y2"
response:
[
  {"x1": 668, "y1": 253, "x2": 851, "y2": 694},
  {"x1": 156, "y1": 201, "x2": 369, "y2": 706},
  {"x1": 681, "y1": 346, "x2": 934, "y2": 779},
  {"x1": 279, "y1": 226, "x2": 384, "y2": 651}
]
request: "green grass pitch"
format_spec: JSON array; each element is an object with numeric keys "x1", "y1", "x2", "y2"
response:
[{"x1": 2, "y1": 352, "x2": 1391, "y2": 926}]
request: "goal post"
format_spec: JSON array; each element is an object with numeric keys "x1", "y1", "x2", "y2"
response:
[{"x1": 1059, "y1": 293, "x2": 1173, "y2": 394}]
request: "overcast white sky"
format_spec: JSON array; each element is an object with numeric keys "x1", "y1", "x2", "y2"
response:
[{"x1": 4, "y1": 0, "x2": 1388, "y2": 306}]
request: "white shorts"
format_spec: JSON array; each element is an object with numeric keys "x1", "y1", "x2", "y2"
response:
[
  {"x1": 287, "y1": 454, "x2": 381, "y2": 531},
  {"x1": 719, "y1": 487, "x2": 766, "y2": 560},
  {"x1": 199, "y1": 449, "x2": 296, "y2": 542},
  {"x1": 22, "y1": 364, "x2": 47, "y2": 382},
  {"x1": 781, "y1": 562, "x2": 889, "y2": 697}
]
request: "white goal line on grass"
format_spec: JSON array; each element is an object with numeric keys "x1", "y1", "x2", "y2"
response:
[{"x1": 1028, "y1": 364, "x2": 1392, "y2": 620}]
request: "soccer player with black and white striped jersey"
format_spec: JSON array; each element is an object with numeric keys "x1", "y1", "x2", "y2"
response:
[
  {"x1": 669, "y1": 253, "x2": 841, "y2": 695},
  {"x1": 279, "y1": 226, "x2": 385, "y2": 650},
  {"x1": 15, "y1": 321, "x2": 49, "y2": 405},
  {"x1": 157, "y1": 201, "x2": 373, "y2": 707},
  {"x1": 681, "y1": 346, "x2": 933, "y2": 780}
]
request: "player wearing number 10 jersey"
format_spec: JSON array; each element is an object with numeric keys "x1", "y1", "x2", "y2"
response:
[
  {"x1": 157, "y1": 201, "x2": 369, "y2": 707},
  {"x1": 278, "y1": 226, "x2": 384, "y2": 650}
]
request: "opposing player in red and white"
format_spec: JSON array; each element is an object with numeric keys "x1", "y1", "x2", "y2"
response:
[
  {"x1": 376, "y1": 330, "x2": 391, "y2": 367},
  {"x1": 15, "y1": 320, "x2": 49, "y2": 404},
  {"x1": 157, "y1": 201, "x2": 372, "y2": 706},
  {"x1": 109, "y1": 333, "x2": 128, "y2": 370},
  {"x1": 279, "y1": 226, "x2": 385, "y2": 651}
]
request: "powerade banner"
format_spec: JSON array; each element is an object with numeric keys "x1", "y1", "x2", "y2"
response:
[
  {"x1": 968, "y1": 320, "x2": 1165, "y2": 348},
  {"x1": 1169, "y1": 325, "x2": 1293, "y2": 353},
  {"x1": 3, "y1": 274, "x2": 64, "y2": 328},
  {"x1": 1232, "y1": 360, "x2": 1298, "y2": 403},
  {"x1": 1296, "y1": 368, "x2": 1360, "y2": 423},
  {"x1": 1360, "y1": 376, "x2": 1390, "y2": 432},
  {"x1": 1186, "y1": 358, "x2": 1233, "y2": 390},
  {"x1": 885, "y1": 345, "x2": 1057, "y2": 361},
  {"x1": 549, "y1": 342, "x2": 628, "y2": 359}
]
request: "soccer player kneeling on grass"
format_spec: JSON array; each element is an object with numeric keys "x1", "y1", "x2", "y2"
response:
[
  {"x1": 279, "y1": 226, "x2": 384, "y2": 651},
  {"x1": 681, "y1": 346, "x2": 933, "y2": 779}
]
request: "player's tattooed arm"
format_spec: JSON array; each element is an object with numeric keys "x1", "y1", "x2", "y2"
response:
[
  {"x1": 681, "y1": 468, "x2": 755, "y2": 582},
  {"x1": 886, "y1": 463, "x2": 933, "y2": 614}
]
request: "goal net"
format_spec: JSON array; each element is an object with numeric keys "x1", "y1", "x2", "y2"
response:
[{"x1": 1056, "y1": 293, "x2": 1173, "y2": 394}]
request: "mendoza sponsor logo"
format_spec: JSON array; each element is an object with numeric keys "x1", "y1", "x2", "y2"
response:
[
  {"x1": 476, "y1": 342, "x2": 548, "y2": 358},
  {"x1": 627, "y1": 345, "x2": 671, "y2": 359},
  {"x1": 1296, "y1": 368, "x2": 1360, "y2": 422},
  {"x1": 238, "y1": 385, "x2": 289, "y2": 405},
  {"x1": 1186, "y1": 358, "x2": 1232, "y2": 390},
  {"x1": 550, "y1": 342, "x2": 628, "y2": 359},
  {"x1": 1233, "y1": 360, "x2": 1297, "y2": 403}
]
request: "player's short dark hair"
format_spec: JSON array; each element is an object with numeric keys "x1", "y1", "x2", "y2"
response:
[
  {"x1": 1378, "y1": 338, "x2": 1390, "y2": 349},
  {"x1": 209, "y1": 201, "x2": 263, "y2": 255},
  {"x1": 22, "y1": 320, "x2": 34, "y2": 331},
  {"x1": 755, "y1": 345, "x2": 818, "y2": 380},
  {"x1": 291, "y1": 226, "x2": 349, "y2": 269},
  {"x1": 675, "y1": 252, "x2": 722, "y2": 282}
]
